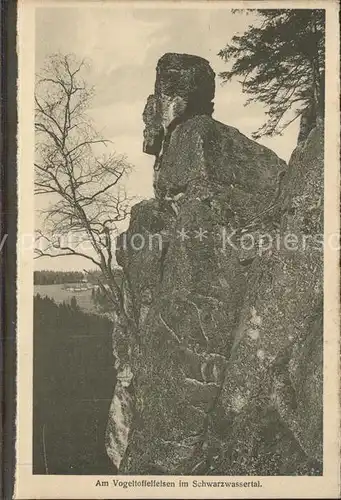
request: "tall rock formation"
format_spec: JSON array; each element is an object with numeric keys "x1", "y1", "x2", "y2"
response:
[{"x1": 106, "y1": 53, "x2": 323, "y2": 476}]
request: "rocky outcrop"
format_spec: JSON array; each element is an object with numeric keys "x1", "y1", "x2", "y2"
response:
[
  {"x1": 106, "y1": 53, "x2": 323, "y2": 476},
  {"x1": 297, "y1": 101, "x2": 317, "y2": 144}
]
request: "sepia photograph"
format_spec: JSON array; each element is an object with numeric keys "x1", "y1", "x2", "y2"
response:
[{"x1": 15, "y1": 1, "x2": 340, "y2": 498}]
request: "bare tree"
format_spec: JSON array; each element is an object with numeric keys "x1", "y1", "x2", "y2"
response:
[{"x1": 35, "y1": 53, "x2": 133, "y2": 323}]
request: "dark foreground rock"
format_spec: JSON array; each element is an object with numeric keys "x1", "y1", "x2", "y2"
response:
[{"x1": 106, "y1": 53, "x2": 323, "y2": 476}]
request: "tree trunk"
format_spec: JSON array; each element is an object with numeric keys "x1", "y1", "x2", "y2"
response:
[{"x1": 310, "y1": 15, "x2": 324, "y2": 122}]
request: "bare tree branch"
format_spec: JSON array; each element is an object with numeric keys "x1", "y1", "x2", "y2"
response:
[{"x1": 35, "y1": 53, "x2": 135, "y2": 322}]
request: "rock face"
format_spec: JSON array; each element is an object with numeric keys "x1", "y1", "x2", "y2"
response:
[{"x1": 106, "y1": 53, "x2": 323, "y2": 476}]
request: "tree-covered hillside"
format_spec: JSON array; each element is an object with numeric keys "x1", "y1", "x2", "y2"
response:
[{"x1": 33, "y1": 295, "x2": 116, "y2": 474}]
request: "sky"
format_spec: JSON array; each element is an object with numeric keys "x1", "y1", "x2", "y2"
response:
[{"x1": 34, "y1": 4, "x2": 300, "y2": 271}]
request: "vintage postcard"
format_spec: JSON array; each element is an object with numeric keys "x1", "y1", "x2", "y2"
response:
[{"x1": 14, "y1": 0, "x2": 340, "y2": 498}]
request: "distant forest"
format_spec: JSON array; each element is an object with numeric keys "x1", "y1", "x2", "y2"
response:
[
  {"x1": 34, "y1": 269, "x2": 123, "y2": 285},
  {"x1": 34, "y1": 270, "x2": 101, "y2": 285},
  {"x1": 33, "y1": 294, "x2": 116, "y2": 474}
]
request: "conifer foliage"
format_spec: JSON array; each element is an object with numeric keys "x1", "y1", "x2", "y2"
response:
[{"x1": 218, "y1": 9, "x2": 325, "y2": 139}]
